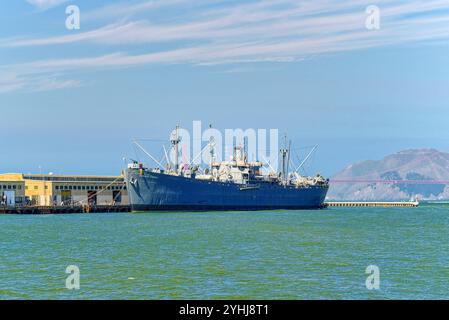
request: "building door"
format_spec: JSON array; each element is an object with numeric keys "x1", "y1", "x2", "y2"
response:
[
  {"x1": 4, "y1": 191, "x2": 15, "y2": 206},
  {"x1": 61, "y1": 190, "x2": 72, "y2": 205},
  {"x1": 113, "y1": 191, "x2": 122, "y2": 204},
  {"x1": 31, "y1": 196, "x2": 39, "y2": 205},
  {"x1": 88, "y1": 191, "x2": 97, "y2": 205}
]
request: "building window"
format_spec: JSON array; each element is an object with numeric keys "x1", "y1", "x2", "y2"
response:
[
  {"x1": 34, "y1": 186, "x2": 38, "y2": 190},
  {"x1": 55, "y1": 186, "x2": 59, "y2": 190}
]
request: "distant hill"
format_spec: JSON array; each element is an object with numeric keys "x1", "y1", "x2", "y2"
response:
[{"x1": 327, "y1": 149, "x2": 449, "y2": 201}]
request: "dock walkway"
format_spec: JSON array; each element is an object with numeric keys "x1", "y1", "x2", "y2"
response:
[
  {"x1": 0, "y1": 205, "x2": 131, "y2": 214},
  {"x1": 1, "y1": 202, "x2": 420, "y2": 214}
]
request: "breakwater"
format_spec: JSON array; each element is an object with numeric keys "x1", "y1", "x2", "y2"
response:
[{"x1": 326, "y1": 201, "x2": 419, "y2": 208}]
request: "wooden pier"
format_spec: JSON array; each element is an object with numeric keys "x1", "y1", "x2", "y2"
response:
[
  {"x1": 326, "y1": 201, "x2": 419, "y2": 208},
  {"x1": 0, "y1": 205, "x2": 131, "y2": 215},
  {"x1": 1, "y1": 202, "x2": 420, "y2": 214}
]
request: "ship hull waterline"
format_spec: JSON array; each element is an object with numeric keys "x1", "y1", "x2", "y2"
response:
[{"x1": 125, "y1": 170, "x2": 329, "y2": 212}]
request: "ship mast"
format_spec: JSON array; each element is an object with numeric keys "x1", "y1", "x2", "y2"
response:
[
  {"x1": 243, "y1": 136, "x2": 248, "y2": 162},
  {"x1": 171, "y1": 125, "x2": 181, "y2": 173},
  {"x1": 280, "y1": 134, "x2": 289, "y2": 185},
  {"x1": 286, "y1": 139, "x2": 291, "y2": 183},
  {"x1": 208, "y1": 124, "x2": 215, "y2": 174},
  {"x1": 209, "y1": 136, "x2": 215, "y2": 173}
]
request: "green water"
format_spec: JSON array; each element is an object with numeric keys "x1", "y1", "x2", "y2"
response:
[{"x1": 1, "y1": 204, "x2": 449, "y2": 300}]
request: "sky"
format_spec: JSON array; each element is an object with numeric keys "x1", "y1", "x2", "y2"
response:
[{"x1": 1, "y1": 0, "x2": 449, "y2": 177}]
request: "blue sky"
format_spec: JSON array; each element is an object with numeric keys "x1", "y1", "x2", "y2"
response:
[{"x1": 1, "y1": 0, "x2": 449, "y2": 176}]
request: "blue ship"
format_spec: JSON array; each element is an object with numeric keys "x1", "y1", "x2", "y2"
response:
[{"x1": 125, "y1": 126, "x2": 329, "y2": 212}]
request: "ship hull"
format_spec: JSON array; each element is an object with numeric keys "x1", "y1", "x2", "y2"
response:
[{"x1": 126, "y1": 170, "x2": 328, "y2": 212}]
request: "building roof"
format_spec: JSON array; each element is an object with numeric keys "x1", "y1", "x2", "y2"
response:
[
  {"x1": 0, "y1": 173, "x2": 124, "y2": 183},
  {"x1": 0, "y1": 173, "x2": 24, "y2": 181}
]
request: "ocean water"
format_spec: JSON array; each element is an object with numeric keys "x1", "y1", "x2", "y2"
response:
[{"x1": 1, "y1": 203, "x2": 448, "y2": 300}]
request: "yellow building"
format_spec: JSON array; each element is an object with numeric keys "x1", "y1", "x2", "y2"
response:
[
  {"x1": 0, "y1": 175, "x2": 26, "y2": 206},
  {"x1": 0, "y1": 173, "x2": 128, "y2": 206}
]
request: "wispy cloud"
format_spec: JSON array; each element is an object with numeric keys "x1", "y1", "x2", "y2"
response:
[
  {"x1": 26, "y1": 0, "x2": 68, "y2": 10},
  {"x1": 82, "y1": 0, "x2": 187, "y2": 21},
  {"x1": 11, "y1": 0, "x2": 449, "y2": 48},
  {"x1": 2, "y1": 0, "x2": 449, "y2": 93},
  {"x1": 0, "y1": 72, "x2": 81, "y2": 93}
]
